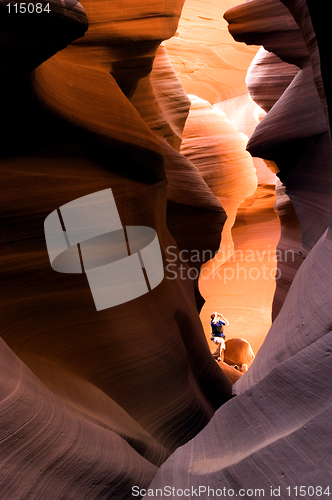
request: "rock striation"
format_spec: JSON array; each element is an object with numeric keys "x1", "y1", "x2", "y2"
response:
[
  {"x1": 2, "y1": 0, "x2": 331, "y2": 496},
  {"x1": 228, "y1": 0, "x2": 332, "y2": 310},
  {"x1": 0, "y1": 0, "x2": 235, "y2": 498},
  {"x1": 246, "y1": 46, "x2": 300, "y2": 113},
  {"x1": 163, "y1": 1, "x2": 281, "y2": 356},
  {"x1": 225, "y1": 0, "x2": 310, "y2": 68},
  {"x1": 0, "y1": 336, "x2": 161, "y2": 497},
  {"x1": 164, "y1": 0, "x2": 258, "y2": 104},
  {"x1": 149, "y1": 0, "x2": 332, "y2": 494},
  {"x1": 180, "y1": 95, "x2": 257, "y2": 274}
]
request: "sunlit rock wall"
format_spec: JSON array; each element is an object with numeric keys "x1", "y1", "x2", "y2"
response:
[
  {"x1": 180, "y1": 95, "x2": 257, "y2": 274},
  {"x1": 246, "y1": 47, "x2": 300, "y2": 113},
  {"x1": 164, "y1": 0, "x2": 258, "y2": 103},
  {"x1": 149, "y1": 0, "x2": 332, "y2": 494},
  {"x1": 164, "y1": 0, "x2": 281, "y2": 356},
  {"x1": 0, "y1": 0, "x2": 234, "y2": 497},
  {"x1": 227, "y1": 0, "x2": 332, "y2": 313},
  {"x1": 130, "y1": 44, "x2": 229, "y2": 293}
]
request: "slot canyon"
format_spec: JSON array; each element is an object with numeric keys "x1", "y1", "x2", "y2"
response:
[{"x1": 0, "y1": 0, "x2": 331, "y2": 498}]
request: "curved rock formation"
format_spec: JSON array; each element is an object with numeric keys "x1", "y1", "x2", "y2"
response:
[
  {"x1": 149, "y1": 0, "x2": 332, "y2": 494},
  {"x1": 246, "y1": 46, "x2": 300, "y2": 113},
  {"x1": 131, "y1": 43, "x2": 191, "y2": 151},
  {"x1": 281, "y1": 0, "x2": 330, "y2": 128},
  {"x1": 0, "y1": 337, "x2": 161, "y2": 497},
  {"x1": 0, "y1": 0, "x2": 235, "y2": 497},
  {"x1": 190, "y1": 93, "x2": 279, "y2": 356},
  {"x1": 180, "y1": 95, "x2": 258, "y2": 274},
  {"x1": 130, "y1": 42, "x2": 228, "y2": 307},
  {"x1": 164, "y1": 0, "x2": 258, "y2": 104},
  {"x1": 247, "y1": 66, "x2": 332, "y2": 260},
  {"x1": 228, "y1": 0, "x2": 332, "y2": 310},
  {"x1": 4, "y1": 0, "x2": 331, "y2": 496},
  {"x1": 150, "y1": 255, "x2": 332, "y2": 491},
  {"x1": 159, "y1": 0, "x2": 281, "y2": 358},
  {"x1": 272, "y1": 179, "x2": 303, "y2": 319},
  {"x1": 225, "y1": 0, "x2": 310, "y2": 68},
  {"x1": 224, "y1": 337, "x2": 255, "y2": 371}
]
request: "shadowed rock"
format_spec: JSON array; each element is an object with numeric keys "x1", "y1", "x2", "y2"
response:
[
  {"x1": 149, "y1": 0, "x2": 332, "y2": 494},
  {"x1": 0, "y1": 0, "x2": 234, "y2": 497}
]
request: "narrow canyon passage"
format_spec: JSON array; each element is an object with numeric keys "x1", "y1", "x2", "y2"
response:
[
  {"x1": 1, "y1": 0, "x2": 331, "y2": 497},
  {"x1": 165, "y1": 0, "x2": 281, "y2": 356},
  {"x1": 150, "y1": 0, "x2": 332, "y2": 494},
  {"x1": 199, "y1": 180, "x2": 280, "y2": 355}
]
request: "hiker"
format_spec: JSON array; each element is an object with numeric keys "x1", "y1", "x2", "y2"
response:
[{"x1": 210, "y1": 312, "x2": 229, "y2": 362}]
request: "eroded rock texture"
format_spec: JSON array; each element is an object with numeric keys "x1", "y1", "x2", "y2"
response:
[
  {"x1": 163, "y1": 1, "x2": 281, "y2": 357},
  {"x1": 149, "y1": 0, "x2": 332, "y2": 495},
  {"x1": 228, "y1": 0, "x2": 332, "y2": 313},
  {"x1": 164, "y1": 0, "x2": 258, "y2": 103},
  {"x1": 246, "y1": 46, "x2": 300, "y2": 113},
  {"x1": 130, "y1": 44, "x2": 229, "y2": 288},
  {"x1": 3, "y1": 0, "x2": 331, "y2": 496},
  {"x1": 0, "y1": 337, "x2": 160, "y2": 498},
  {"x1": 0, "y1": 0, "x2": 234, "y2": 497},
  {"x1": 180, "y1": 95, "x2": 257, "y2": 273}
]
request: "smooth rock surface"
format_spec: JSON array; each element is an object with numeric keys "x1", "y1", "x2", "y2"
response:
[
  {"x1": 164, "y1": 0, "x2": 259, "y2": 104},
  {"x1": 244, "y1": 0, "x2": 332, "y2": 302},
  {"x1": 246, "y1": 46, "x2": 300, "y2": 113},
  {"x1": 224, "y1": 0, "x2": 310, "y2": 68},
  {"x1": 3, "y1": 0, "x2": 331, "y2": 496},
  {"x1": 180, "y1": 95, "x2": 258, "y2": 274},
  {"x1": 0, "y1": 337, "x2": 161, "y2": 498},
  {"x1": 0, "y1": 0, "x2": 235, "y2": 497},
  {"x1": 149, "y1": 0, "x2": 332, "y2": 494}
]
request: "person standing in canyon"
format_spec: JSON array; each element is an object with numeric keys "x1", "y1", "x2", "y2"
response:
[{"x1": 210, "y1": 312, "x2": 229, "y2": 361}]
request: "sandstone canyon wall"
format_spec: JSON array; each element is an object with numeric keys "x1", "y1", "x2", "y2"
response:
[
  {"x1": 0, "y1": 0, "x2": 235, "y2": 497},
  {"x1": 227, "y1": 0, "x2": 332, "y2": 316},
  {"x1": 2, "y1": 0, "x2": 331, "y2": 497},
  {"x1": 149, "y1": 0, "x2": 332, "y2": 495},
  {"x1": 164, "y1": 0, "x2": 282, "y2": 355}
]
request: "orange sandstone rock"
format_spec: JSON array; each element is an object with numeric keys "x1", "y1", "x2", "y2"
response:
[
  {"x1": 180, "y1": 95, "x2": 257, "y2": 275},
  {"x1": 149, "y1": 0, "x2": 332, "y2": 493},
  {"x1": 224, "y1": 338, "x2": 255, "y2": 369},
  {"x1": 0, "y1": 0, "x2": 235, "y2": 497}
]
